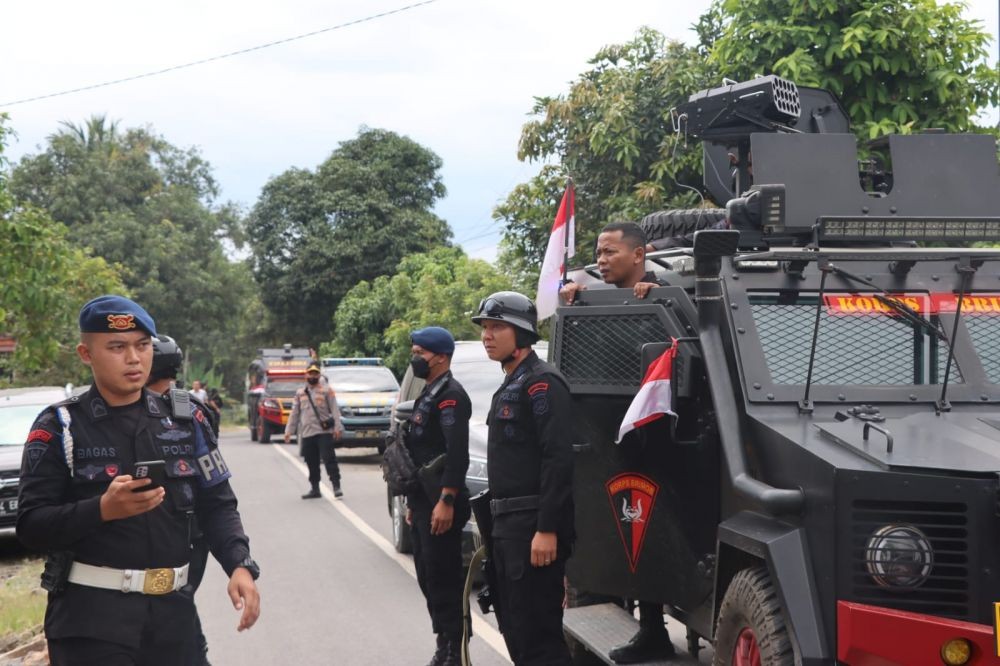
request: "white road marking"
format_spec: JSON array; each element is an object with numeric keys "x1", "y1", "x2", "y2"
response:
[{"x1": 272, "y1": 443, "x2": 511, "y2": 662}]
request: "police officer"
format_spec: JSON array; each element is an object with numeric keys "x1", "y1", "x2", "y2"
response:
[
  {"x1": 404, "y1": 326, "x2": 472, "y2": 666},
  {"x1": 147, "y1": 335, "x2": 214, "y2": 666},
  {"x1": 285, "y1": 362, "x2": 344, "y2": 499},
  {"x1": 473, "y1": 291, "x2": 574, "y2": 665},
  {"x1": 17, "y1": 295, "x2": 261, "y2": 665}
]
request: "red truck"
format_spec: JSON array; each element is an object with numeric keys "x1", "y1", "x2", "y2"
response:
[{"x1": 246, "y1": 345, "x2": 313, "y2": 443}]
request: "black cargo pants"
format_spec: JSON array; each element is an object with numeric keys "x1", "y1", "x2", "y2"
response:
[
  {"x1": 301, "y1": 432, "x2": 340, "y2": 484},
  {"x1": 408, "y1": 493, "x2": 471, "y2": 638},
  {"x1": 493, "y1": 536, "x2": 573, "y2": 665}
]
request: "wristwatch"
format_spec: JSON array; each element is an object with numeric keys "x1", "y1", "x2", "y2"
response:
[
  {"x1": 439, "y1": 492, "x2": 455, "y2": 507},
  {"x1": 236, "y1": 556, "x2": 261, "y2": 580}
]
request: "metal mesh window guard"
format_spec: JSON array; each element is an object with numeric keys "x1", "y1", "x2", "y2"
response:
[
  {"x1": 558, "y1": 313, "x2": 668, "y2": 391},
  {"x1": 965, "y1": 312, "x2": 1000, "y2": 383},
  {"x1": 750, "y1": 293, "x2": 961, "y2": 386}
]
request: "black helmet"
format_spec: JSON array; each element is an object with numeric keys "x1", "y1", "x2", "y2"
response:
[
  {"x1": 472, "y1": 291, "x2": 539, "y2": 340},
  {"x1": 152, "y1": 335, "x2": 183, "y2": 376}
]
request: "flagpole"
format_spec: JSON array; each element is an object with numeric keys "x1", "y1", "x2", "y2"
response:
[{"x1": 562, "y1": 176, "x2": 573, "y2": 283}]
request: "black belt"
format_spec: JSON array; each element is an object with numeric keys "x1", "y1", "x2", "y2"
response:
[{"x1": 490, "y1": 495, "x2": 539, "y2": 516}]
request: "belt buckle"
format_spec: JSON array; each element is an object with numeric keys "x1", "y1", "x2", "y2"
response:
[{"x1": 142, "y1": 567, "x2": 175, "y2": 595}]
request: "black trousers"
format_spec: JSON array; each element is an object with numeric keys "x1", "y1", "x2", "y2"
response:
[
  {"x1": 493, "y1": 537, "x2": 572, "y2": 665},
  {"x1": 409, "y1": 494, "x2": 471, "y2": 638},
  {"x1": 48, "y1": 615, "x2": 195, "y2": 666},
  {"x1": 184, "y1": 538, "x2": 211, "y2": 664},
  {"x1": 302, "y1": 433, "x2": 340, "y2": 484}
]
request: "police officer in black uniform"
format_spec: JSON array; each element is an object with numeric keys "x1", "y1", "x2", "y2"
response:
[
  {"x1": 147, "y1": 334, "x2": 214, "y2": 666},
  {"x1": 405, "y1": 326, "x2": 472, "y2": 666},
  {"x1": 473, "y1": 291, "x2": 574, "y2": 665},
  {"x1": 17, "y1": 295, "x2": 260, "y2": 666}
]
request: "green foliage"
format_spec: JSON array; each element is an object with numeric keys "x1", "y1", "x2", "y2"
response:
[
  {"x1": 246, "y1": 127, "x2": 453, "y2": 346},
  {"x1": 705, "y1": 0, "x2": 1000, "y2": 139},
  {"x1": 8, "y1": 116, "x2": 256, "y2": 395},
  {"x1": 0, "y1": 117, "x2": 127, "y2": 385},
  {"x1": 496, "y1": 28, "x2": 715, "y2": 283},
  {"x1": 323, "y1": 246, "x2": 511, "y2": 376}
]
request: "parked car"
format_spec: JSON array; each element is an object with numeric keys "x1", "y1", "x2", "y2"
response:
[
  {"x1": 0, "y1": 386, "x2": 73, "y2": 535},
  {"x1": 321, "y1": 358, "x2": 399, "y2": 452},
  {"x1": 385, "y1": 341, "x2": 546, "y2": 556}
]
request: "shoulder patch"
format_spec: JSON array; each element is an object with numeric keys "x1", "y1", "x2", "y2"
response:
[
  {"x1": 27, "y1": 429, "x2": 53, "y2": 443},
  {"x1": 25, "y1": 441, "x2": 47, "y2": 472},
  {"x1": 527, "y1": 382, "x2": 549, "y2": 396},
  {"x1": 438, "y1": 399, "x2": 457, "y2": 410}
]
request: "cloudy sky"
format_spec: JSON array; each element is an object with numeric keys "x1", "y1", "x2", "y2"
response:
[{"x1": 2, "y1": 0, "x2": 997, "y2": 262}]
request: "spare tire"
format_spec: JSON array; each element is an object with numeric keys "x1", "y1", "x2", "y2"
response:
[{"x1": 641, "y1": 209, "x2": 727, "y2": 243}]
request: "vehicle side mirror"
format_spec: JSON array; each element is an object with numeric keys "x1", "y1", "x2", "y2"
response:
[{"x1": 393, "y1": 400, "x2": 415, "y2": 423}]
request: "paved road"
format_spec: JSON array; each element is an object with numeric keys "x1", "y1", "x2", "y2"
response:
[{"x1": 196, "y1": 431, "x2": 511, "y2": 666}]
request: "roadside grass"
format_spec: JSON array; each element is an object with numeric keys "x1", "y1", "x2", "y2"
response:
[{"x1": 0, "y1": 558, "x2": 45, "y2": 647}]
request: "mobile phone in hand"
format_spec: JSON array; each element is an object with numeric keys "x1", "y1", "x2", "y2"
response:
[{"x1": 132, "y1": 460, "x2": 167, "y2": 492}]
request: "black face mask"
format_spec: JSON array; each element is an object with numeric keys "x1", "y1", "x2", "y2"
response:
[
  {"x1": 307, "y1": 376, "x2": 320, "y2": 385},
  {"x1": 410, "y1": 355, "x2": 431, "y2": 379}
]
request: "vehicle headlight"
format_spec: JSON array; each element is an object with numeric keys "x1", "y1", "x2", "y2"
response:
[
  {"x1": 262, "y1": 399, "x2": 279, "y2": 410},
  {"x1": 467, "y1": 456, "x2": 488, "y2": 482},
  {"x1": 340, "y1": 406, "x2": 354, "y2": 417},
  {"x1": 864, "y1": 524, "x2": 933, "y2": 589}
]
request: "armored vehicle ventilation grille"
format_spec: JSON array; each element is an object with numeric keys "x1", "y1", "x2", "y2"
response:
[
  {"x1": 558, "y1": 313, "x2": 668, "y2": 392},
  {"x1": 850, "y1": 499, "x2": 969, "y2": 619}
]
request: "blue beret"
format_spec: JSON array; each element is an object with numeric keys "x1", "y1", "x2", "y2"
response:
[
  {"x1": 79, "y1": 295, "x2": 157, "y2": 337},
  {"x1": 410, "y1": 326, "x2": 455, "y2": 355}
]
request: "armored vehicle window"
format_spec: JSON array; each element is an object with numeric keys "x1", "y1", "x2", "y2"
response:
[
  {"x1": 264, "y1": 379, "x2": 302, "y2": 397},
  {"x1": 749, "y1": 292, "x2": 961, "y2": 386}
]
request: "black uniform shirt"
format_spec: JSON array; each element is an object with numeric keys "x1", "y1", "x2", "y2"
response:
[
  {"x1": 405, "y1": 371, "x2": 471, "y2": 491},
  {"x1": 16, "y1": 385, "x2": 250, "y2": 647},
  {"x1": 486, "y1": 351, "x2": 574, "y2": 535}
]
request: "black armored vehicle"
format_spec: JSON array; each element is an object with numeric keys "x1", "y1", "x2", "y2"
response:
[{"x1": 556, "y1": 76, "x2": 1000, "y2": 665}]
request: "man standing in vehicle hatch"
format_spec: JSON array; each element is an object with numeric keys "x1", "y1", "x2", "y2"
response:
[
  {"x1": 16, "y1": 295, "x2": 260, "y2": 666},
  {"x1": 473, "y1": 291, "x2": 574, "y2": 665},
  {"x1": 559, "y1": 221, "x2": 664, "y2": 306},
  {"x1": 404, "y1": 326, "x2": 471, "y2": 666}
]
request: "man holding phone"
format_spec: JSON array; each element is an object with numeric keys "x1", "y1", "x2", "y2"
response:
[{"x1": 16, "y1": 295, "x2": 261, "y2": 666}]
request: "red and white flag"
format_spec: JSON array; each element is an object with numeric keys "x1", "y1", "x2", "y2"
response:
[
  {"x1": 616, "y1": 344, "x2": 678, "y2": 443},
  {"x1": 536, "y1": 182, "x2": 575, "y2": 321}
]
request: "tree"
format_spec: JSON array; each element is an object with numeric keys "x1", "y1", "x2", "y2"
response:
[
  {"x1": 701, "y1": 0, "x2": 999, "y2": 139},
  {"x1": 495, "y1": 28, "x2": 715, "y2": 286},
  {"x1": 9, "y1": 116, "x2": 255, "y2": 395},
  {"x1": 0, "y1": 117, "x2": 126, "y2": 385},
  {"x1": 246, "y1": 127, "x2": 453, "y2": 345},
  {"x1": 323, "y1": 246, "x2": 511, "y2": 376}
]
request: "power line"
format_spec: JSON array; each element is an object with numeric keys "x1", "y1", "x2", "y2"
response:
[{"x1": 0, "y1": 0, "x2": 439, "y2": 109}]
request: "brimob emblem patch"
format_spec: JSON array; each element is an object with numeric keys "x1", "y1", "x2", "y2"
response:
[
  {"x1": 106, "y1": 314, "x2": 136, "y2": 331},
  {"x1": 605, "y1": 473, "x2": 659, "y2": 574}
]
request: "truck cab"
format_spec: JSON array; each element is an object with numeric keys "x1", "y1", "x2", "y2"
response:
[{"x1": 247, "y1": 344, "x2": 312, "y2": 443}]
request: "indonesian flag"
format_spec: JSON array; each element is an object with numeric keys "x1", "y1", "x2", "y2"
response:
[
  {"x1": 616, "y1": 344, "x2": 678, "y2": 443},
  {"x1": 536, "y1": 183, "x2": 575, "y2": 320}
]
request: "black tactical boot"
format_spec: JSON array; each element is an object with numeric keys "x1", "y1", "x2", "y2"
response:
[
  {"x1": 301, "y1": 484, "x2": 321, "y2": 499},
  {"x1": 608, "y1": 625, "x2": 675, "y2": 664},
  {"x1": 440, "y1": 636, "x2": 463, "y2": 666},
  {"x1": 332, "y1": 479, "x2": 343, "y2": 498},
  {"x1": 425, "y1": 634, "x2": 448, "y2": 666}
]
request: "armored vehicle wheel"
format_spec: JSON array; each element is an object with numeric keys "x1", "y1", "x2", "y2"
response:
[
  {"x1": 713, "y1": 567, "x2": 794, "y2": 666},
  {"x1": 641, "y1": 208, "x2": 727, "y2": 243},
  {"x1": 258, "y1": 419, "x2": 272, "y2": 443},
  {"x1": 391, "y1": 494, "x2": 412, "y2": 553}
]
